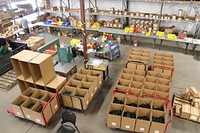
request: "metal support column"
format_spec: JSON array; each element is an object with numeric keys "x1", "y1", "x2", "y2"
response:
[
  {"x1": 158, "y1": 2, "x2": 164, "y2": 30},
  {"x1": 80, "y1": 0, "x2": 88, "y2": 65}
]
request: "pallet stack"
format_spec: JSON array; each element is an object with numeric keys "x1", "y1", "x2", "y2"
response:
[
  {"x1": 59, "y1": 68, "x2": 103, "y2": 110},
  {"x1": 107, "y1": 48, "x2": 173, "y2": 133}
]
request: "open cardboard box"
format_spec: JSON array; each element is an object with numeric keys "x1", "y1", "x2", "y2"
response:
[
  {"x1": 125, "y1": 95, "x2": 138, "y2": 108},
  {"x1": 71, "y1": 73, "x2": 86, "y2": 81},
  {"x1": 107, "y1": 103, "x2": 123, "y2": 128},
  {"x1": 138, "y1": 98, "x2": 152, "y2": 109},
  {"x1": 159, "y1": 73, "x2": 171, "y2": 80},
  {"x1": 147, "y1": 71, "x2": 160, "y2": 77},
  {"x1": 132, "y1": 75, "x2": 144, "y2": 82},
  {"x1": 82, "y1": 75, "x2": 98, "y2": 90},
  {"x1": 113, "y1": 85, "x2": 129, "y2": 94},
  {"x1": 149, "y1": 110, "x2": 166, "y2": 133},
  {"x1": 88, "y1": 70, "x2": 103, "y2": 88},
  {"x1": 21, "y1": 98, "x2": 39, "y2": 121},
  {"x1": 152, "y1": 99, "x2": 166, "y2": 112},
  {"x1": 31, "y1": 90, "x2": 47, "y2": 100},
  {"x1": 157, "y1": 78, "x2": 170, "y2": 86},
  {"x1": 126, "y1": 62, "x2": 137, "y2": 70},
  {"x1": 117, "y1": 79, "x2": 130, "y2": 87},
  {"x1": 120, "y1": 73, "x2": 133, "y2": 81},
  {"x1": 65, "y1": 79, "x2": 81, "y2": 89},
  {"x1": 130, "y1": 81, "x2": 143, "y2": 89},
  {"x1": 22, "y1": 87, "x2": 37, "y2": 97},
  {"x1": 134, "y1": 70, "x2": 145, "y2": 76},
  {"x1": 189, "y1": 107, "x2": 199, "y2": 122},
  {"x1": 77, "y1": 68, "x2": 90, "y2": 75},
  {"x1": 111, "y1": 93, "x2": 126, "y2": 105},
  {"x1": 28, "y1": 53, "x2": 56, "y2": 86},
  {"x1": 135, "y1": 108, "x2": 151, "y2": 133},
  {"x1": 128, "y1": 88, "x2": 141, "y2": 97},
  {"x1": 59, "y1": 86, "x2": 76, "y2": 107},
  {"x1": 142, "y1": 89, "x2": 156, "y2": 99},
  {"x1": 31, "y1": 101, "x2": 53, "y2": 125},
  {"x1": 156, "y1": 91, "x2": 169, "y2": 99},
  {"x1": 122, "y1": 68, "x2": 134, "y2": 75},
  {"x1": 143, "y1": 82, "x2": 157, "y2": 90},
  {"x1": 121, "y1": 106, "x2": 137, "y2": 131},
  {"x1": 11, "y1": 95, "x2": 28, "y2": 118},
  {"x1": 46, "y1": 76, "x2": 67, "y2": 93},
  {"x1": 71, "y1": 89, "x2": 91, "y2": 110},
  {"x1": 78, "y1": 81, "x2": 96, "y2": 100},
  {"x1": 11, "y1": 50, "x2": 33, "y2": 79},
  {"x1": 157, "y1": 84, "x2": 170, "y2": 93},
  {"x1": 17, "y1": 79, "x2": 28, "y2": 93},
  {"x1": 145, "y1": 76, "x2": 157, "y2": 83}
]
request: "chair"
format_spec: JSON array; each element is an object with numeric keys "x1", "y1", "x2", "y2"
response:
[{"x1": 57, "y1": 111, "x2": 80, "y2": 133}]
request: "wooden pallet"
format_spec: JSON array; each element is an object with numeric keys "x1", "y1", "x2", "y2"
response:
[{"x1": 0, "y1": 70, "x2": 17, "y2": 91}]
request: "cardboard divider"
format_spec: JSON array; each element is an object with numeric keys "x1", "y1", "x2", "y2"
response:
[
  {"x1": 65, "y1": 79, "x2": 81, "y2": 89},
  {"x1": 22, "y1": 87, "x2": 37, "y2": 97},
  {"x1": 130, "y1": 51, "x2": 140, "y2": 56},
  {"x1": 164, "y1": 57, "x2": 173, "y2": 62},
  {"x1": 141, "y1": 49, "x2": 150, "y2": 54},
  {"x1": 141, "y1": 52, "x2": 150, "y2": 57},
  {"x1": 143, "y1": 82, "x2": 157, "y2": 90},
  {"x1": 147, "y1": 71, "x2": 160, "y2": 77},
  {"x1": 131, "y1": 48, "x2": 141, "y2": 52},
  {"x1": 78, "y1": 81, "x2": 96, "y2": 100},
  {"x1": 156, "y1": 91, "x2": 170, "y2": 99},
  {"x1": 163, "y1": 66, "x2": 174, "y2": 75},
  {"x1": 153, "y1": 67, "x2": 163, "y2": 73},
  {"x1": 126, "y1": 62, "x2": 137, "y2": 70},
  {"x1": 145, "y1": 76, "x2": 157, "y2": 83},
  {"x1": 82, "y1": 75, "x2": 98, "y2": 90},
  {"x1": 77, "y1": 68, "x2": 90, "y2": 75},
  {"x1": 142, "y1": 89, "x2": 156, "y2": 99},
  {"x1": 137, "y1": 63, "x2": 146, "y2": 71},
  {"x1": 135, "y1": 108, "x2": 151, "y2": 133},
  {"x1": 154, "y1": 53, "x2": 163, "y2": 57},
  {"x1": 59, "y1": 86, "x2": 76, "y2": 107},
  {"x1": 31, "y1": 90, "x2": 48, "y2": 100},
  {"x1": 40, "y1": 92, "x2": 52, "y2": 102},
  {"x1": 154, "y1": 55, "x2": 163, "y2": 60},
  {"x1": 132, "y1": 75, "x2": 144, "y2": 83},
  {"x1": 139, "y1": 56, "x2": 149, "y2": 61},
  {"x1": 163, "y1": 53, "x2": 173, "y2": 58},
  {"x1": 163, "y1": 61, "x2": 174, "y2": 66},
  {"x1": 125, "y1": 95, "x2": 138, "y2": 107},
  {"x1": 17, "y1": 79, "x2": 28, "y2": 93},
  {"x1": 134, "y1": 70, "x2": 145, "y2": 76},
  {"x1": 111, "y1": 93, "x2": 126, "y2": 105},
  {"x1": 159, "y1": 73, "x2": 171, "y2": 80},
  {"x1": 120, "y1": 73, "x2": 133, "y2": 81},
  {"x1": 153, "y1": 59, "x2": 163, "y2": 65},
  {"x1": 128, "y1": 88, "x2": 141, "y2": 97},
  {"x1": 128, "y1": 55, "x2": 139, "y2": 60},
  {"x1": 117, "y1": 79, "x2": 131, "y2": 87},
  {"x1": 130, "y1": 81, "x2": 143, "y2": 89},
  {"x1": 121, "y1": 106, "x2": 137, "y2": 131},
  {"x1": 35, "y1": 84, "x2": 46, "y2": 90},
  {"x1": 71, "y1": 73, "x2": 86, "y2": 81},
  {"x1": 152, "y1": 100, "x2": 166, "y2": 112},
  {"x1": 71, "y1": 89, "x2": 91, "y2": 110},
  {"x1": 122, "y1": 68, "x2": 134, "y2": 75},
  {"x1": 138, "y1": 98, "x2": 152, "y2": 109},
  {"x1": 46, "y1": 76, "x2": 67, "y2": 93},
  {"x1": 157, "y1": 84, "x2": 170, "y2": 93},
  {"x1": 88, "y1": 70, "x2": 103, "y2": 88},
  {"x1": 11, "y1": 95, "x2": 28, "y2": 118},
  {"x1": 21, "y1": 98, "x2": 39, "y2": 121},
  {"x1": 157, "y1": 78, "x2": 170, "y2": 86},
  {"x1": 31, "y1": 101, "x2": 53, "y2": 125},
  {"x1": 113, "y1": 85, "x2": 129, "y2": 94},
  {"x1": 149, "y1": 110, "x2": 166, "y2": 133},
  {"x1": 107, "y1": 103, "x2": 124, "y2": 128}
]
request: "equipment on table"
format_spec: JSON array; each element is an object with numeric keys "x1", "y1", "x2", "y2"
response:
[
  {"x1": 57, "y1": 111, "x2": 80, "y2": 133},
  {"x1": 57, "y1": 44, "x2": 73, "y2": 62}
]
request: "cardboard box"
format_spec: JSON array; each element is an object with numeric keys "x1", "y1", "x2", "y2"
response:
[
  {"x1": 77, "y1": 68, "x2": 90, "y2": 75},
  {"x1": 175, "y1": 105, "x2": 182, "y2": 116},
  {"x1": 117, "y1": 79, "x2": 130, "y2": 87},
  {"x1": 35, "y1": 84, "x2": 46, "y2": 90},
  {"x1": 130, "y1": 81, "x2": 143, "y2": 89},
  {"x1": 159, "y1": 73, "x2": 171, "y2": 80},
  {"x1": 128, "y1": 88, "x2": 141, "y2": 97},
  {"x1": 138, "y1": 98, "x2": 152, "y2": 109},
  {"x1": 59, "y1": 86, "x2": 76, "y2": 107},
  {"x1": 78, "y1": 81, "x2": 96, "y2": 100},
  {"x1": 149, "y1": 110, "x2": 166, "y2": 133},
  {"x1": 111, "y1": 93, "x2": 126, "y2": 105},
  {"x1": 107, "y1": 103, "x2": 123, "y2": 128},
  {"x1": 48, "y1": 92, "x2": 59, "y2": 114},
  {"x1": 46, "y1": 76, "x2": 67, "y2": 93},
  {"x1": 17, "y1": 79, "x2": 28, "y2": 93},
  {"x1": 134, "y1": 70, "x2": 145, "y2": 76},
  {"x1": 189, "y1": 107, "x2": 199, "y2": 121},
  {"x1": 11, "y1": 50, "x2": 33, "y2": 79},
  {"x1": 135, "y1": 108, "x2": 151, "y2": 133},
  {"x1": 82, "y1": 75, "x2": 98, "y2": 90},
  {"x1": 31, "y1": 90, "x2": 48, "y2": 100},
  {"x1": 18, "y1": 52, "x2": 40, "y2": 82},
  {"x1": 125, "y1": 95, "x2": 138, "y2": 107},
  {"x1": 11, "y1": 95, "x2": 28, "y2": 118},
  {"x1": 137, "y1": 63, "x2": 146, "y2": 71},
  {"x1": 147, "y1": 71, "x2": 160, "y2": 77},
  {"x1": 120, "y1": 73, "x2": 133, "y2": 81},
  {"x1": 132, "y1": 75, "x2": 144, "y2": 82},
  {"x1": 143, "y1": 82, "x2": 157, "y2": 90},
  {"x1": 157, "y1": 78, "x2": 170, "y2": 86},
  {"x1": 71, "y1": 73, "x2": 86, "y2": 81},
  {"x1": 121, "y1": 106, "x2": 137, "y2": 131},
  {"x1": 156, "y1": 91, "x2": 169, "y2": 99},
  {"x1": 152, "y1": 100, "x2": 166, "y2": 112},
  {"x1": 25, "y1": 37, "x2": 45, "y2": 51},
  {"x1": 22, "y1": 87, "x2": 37, "y2": 97},
  {"x1": 65, "y1": 79, "x2": 81, "y2": 89},
  {"x1": 122, "y1": 68, "x2": 134, "y2": 75},
  {"x1": 157, "y1": 84, "x2": 170, "y2": 93},
  {"x1": 113, "y1": 85, "x2": 129, "y2": 94},
  {"x1": 145, "y1": 76, "x2": 157, "y2": 83},
  {"x1": 127, "y1": 62, "x2": 137, "y2": 70},
  {"x1": 25, "y1": 82, "x2": 36, "y2": 89},
  {"x1": 89, "y1": 70, "x2": 103, "y2": 88},
  {"x1": 31, "y1": 101, "x2": 53, "y2": 125},
  {"x1": 180, "y1": 104, "x2": 191, "y2": 119},
  {"x1": 21, "y1": 98, "x2": 39, "y2": 121},
  {"x1": 72, "y1": 89, "x2": 91, "y2": 110},
  {"x1": 190, "y1": 87, "x2": 199, "y2": 97},
  {"x1": 41, "y1": 92, "x2": 53, "y2": 102},
  {"x1": 28, "y1": 54, "x2": 56, "y2": 86}
]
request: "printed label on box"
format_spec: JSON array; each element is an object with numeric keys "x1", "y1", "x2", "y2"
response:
[
  {"x1": 16, "y1": 112, "x2": 20, "y2": 115},
  {"x1": 55, "y1": 105, "x2": 58, "y2": 109},
  {"x1": 140, "y1": 128, "x2": 144, "y2": 131},
  {"x1": 27, "y1": 115, "x2": 31, "y2": 118},
  {"x1": 125, "y1": 125, "x2": 130, "y2": 129},
  {"x1": 155, "y1": 130, "x2": 159, "y2": 133},
  {"x1": 112, "y1": 122, "x2": 116, "y2": 126},
  {"x1": 190, "y1": 115, "x2": 198, "y2": 121}
]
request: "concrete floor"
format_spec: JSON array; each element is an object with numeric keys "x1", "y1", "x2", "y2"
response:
[{"x1": 1, "y1": 33, "x2": 200, "y2": 133}]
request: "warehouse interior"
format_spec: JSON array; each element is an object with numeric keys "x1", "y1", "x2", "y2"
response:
[{"x1": 0, "y1": 0, "x2": 200, "y2": 133}]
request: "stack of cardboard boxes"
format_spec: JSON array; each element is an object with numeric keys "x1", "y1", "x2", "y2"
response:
[
  {"x1": 173, "y1": 87, "x2": 200, "y2": 123},
  {"x1": 25, "y1": 37, "x2": 45, "y2": 51},
  {"x1": 59, "y1": 68, "x2": 103, "y2": 110},
  {"x1": 107, "y1": 48, "x2": 173, "y2": 133}
]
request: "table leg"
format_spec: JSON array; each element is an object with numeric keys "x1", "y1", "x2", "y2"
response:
[
  {"x1": 185, "y1": 43, "x2": 189, "y2": 54},
  {"x1": 192, "y1": 44, "x2": 197, "y2": 55},
  {"x1": 159, "y1": 39, "x2": 164, "y2": 50}
]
